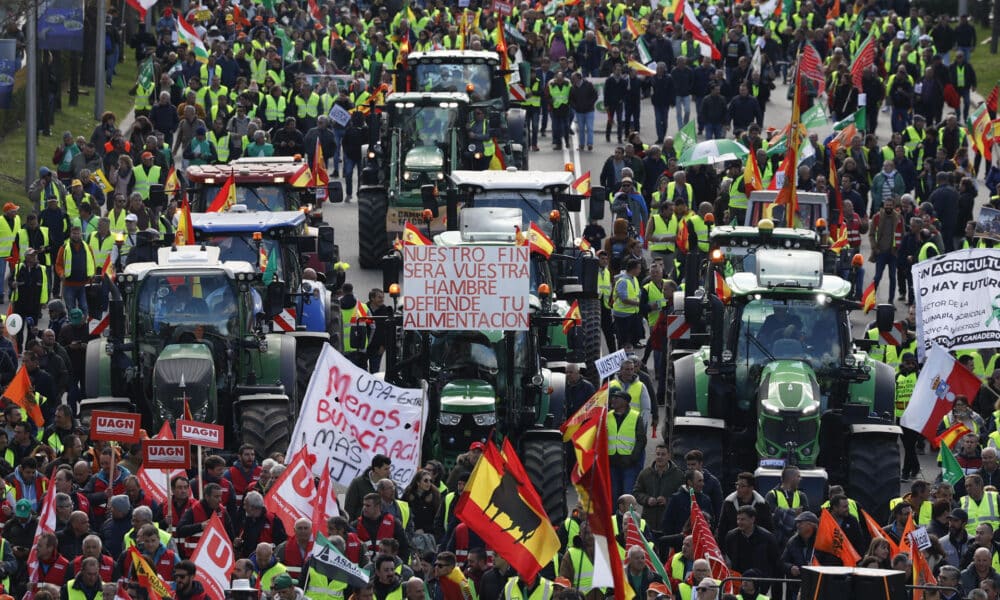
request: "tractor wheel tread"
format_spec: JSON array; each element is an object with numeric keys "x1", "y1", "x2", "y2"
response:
[
  {"x1": 521, "y1": 438, "x2": 567, "y2": 524},
  {"x1": 358, "y1": 190, "x2": 388, "y2": 269},
  {"x1": 240, "y1": 402, "x2": 291, "y2": 458},
  {"x1": 847, "y1": 434, "x2": 900, "y2": 524}
]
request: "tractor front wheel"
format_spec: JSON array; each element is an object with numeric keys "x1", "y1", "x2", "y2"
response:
[
  {"x1": 847, "y1": 433, "x2": 901, "y2": 524},
  {"x1": 358, "y1": 189, "x2": 389, "y2": 269},
  {"x1": 239, "y1": 398, "x2": 291, "y2": 458},
  {"x1": 521, "y1": 436, "x2": 567, "y2": 524}
]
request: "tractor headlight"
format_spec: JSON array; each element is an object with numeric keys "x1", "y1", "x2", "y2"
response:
[
  {"x1": 473, "y1": 413, "x2": 497, "y2": 426},
  {"x1": 437, "y1": 172, "x2": 445, "y2": 180},
  {"x1": 761, "y1": 401, "x2": 780, "y2": 415},
  {"x1": 802, "y1": 404, "x2": 818, "y2": 416},
  {"x1": 368, "y1": 150, "x2": 376, "y2": 159},
  {"x1": 844, "y1": 354, "x2": 856, "y2": 367},
  {"x1": 404, "y1": 171, "x2": 415, "y2": 181},
  {"x1": 258, "y1": 338, "x2": 268, "y2": 352},
  {"x1": 468, "y1": 144, "x2": 477, "y2": 152},
  {"x1": 438, "y1": 413, "x2": 461, "y2": 426}
]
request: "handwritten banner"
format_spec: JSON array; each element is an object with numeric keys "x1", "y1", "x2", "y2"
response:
[{"x1": 286, "y1": 344, "x2": 425, "y2": 487}]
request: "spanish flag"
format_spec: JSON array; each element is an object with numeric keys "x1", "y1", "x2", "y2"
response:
[
  {"x1": 174, "y1": 194, "x2": 194, "y2": 246},
  {"x1": 313, "y1": 139, "x2": 330, "y2": 188},
  {"x1": 455, "y1": 439, "x2": 560, "y2": 584},
  {"x1": 164, "y1": 166, "x2": 180, "y2": 196},
  {"x1": 861, "y1": 281, "x2": 876, "y2": 313},
  {"x1": 526, "y1": 222, "x2": 554, "y2": 258},
  {"x1": 562, "y1": 300, "x2": 581, "y2": 334},
  {"x1": 625, "y1": 15, "x2": 641, "y2": 37},
  {"x1": 933, "y1": 422, "x2": 972, "y2": 450},
  {"x1": 439, "y1": 565, "x2": 476, "y2": 600},
  {"x1": 402, "y1": 222, "x2": 433, "y2": 246},
  {"x1": 578, "y1": 237, "x2": 592, "y2": 252},
  {"x1": 351, "y1": 301, "x2": 371, "y2": 324},
  {"x1": 2, "y1": 365, "x2": 43, "y2": 427},
  {"x1": 743, "y1": 149, "x2": 763, "y2": 193},
  {"x1": 207, "y1": 174, "x2": 237, "y2": 212},
  {"x1": 714, "y1": 272, "x2": 732, "y2": 303},
  {"x1": 573, "y1": 171, "x2": 592, "y2": 197}
]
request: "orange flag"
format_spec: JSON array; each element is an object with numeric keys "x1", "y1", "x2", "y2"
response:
[
  {"x1": 911, "y1": 531, "x2": 937, "y2": 600},
  {"x1": 896, "y1": 512, "x2": 915, "y2": 557},
  {"x1": 861, "y1": 509, "x2": 899, "y2": 555},
  {"x1": 815, "y1": 509, "x2": 861, "y2": 566},
  {"x1": 1, "y1": 365, "x2": 43, "y2": 427}
]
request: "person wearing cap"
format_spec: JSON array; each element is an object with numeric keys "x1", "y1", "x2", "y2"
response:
[
  {"x1": 131, "y1": 151, "x2": 163, "y2": 203},
  {"x1": 29, "y1": 166, "x2": 68, "y2": 209},
  {"x1": 608, "y1": 388, "x2": 646, "y2": 501},
  {"x1": 780, "y1": 511, "x2": 825, "y2": 580},
  {"x1": 940, "y1": 508, "x2": 973, "y2": 567},
  {"x1": 62, "y1": 179, "x2": 93, "y2": 223}
]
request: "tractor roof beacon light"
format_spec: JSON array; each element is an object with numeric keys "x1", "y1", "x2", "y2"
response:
[
  {"x1": 549, "y1": 210, "x2": 560, "y2": 223},
  {"x1": 710, "y1": 249, "x2": 725, "y2": 264},
  {"x1": 758, "y1": 218, "x2": 774, "y2": 242},
  {"x1": 852, "y1": 253, "x2": 864, "y2": 268}
]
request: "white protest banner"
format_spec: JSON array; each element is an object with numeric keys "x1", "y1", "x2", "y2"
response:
[
  {"x1": 595, "y1": 349, "x2": 628, "y2": 380},
  {"x1": 287, "y1": 343, "x2": 426, "y2": 488},
  {"x1": 191, "y1": 513, "x2": 234, "y2": 600},
  {"x1": 912, "y1": 248, "x2": 1000, "y2": 359},
  {"x1": 402, "y1": 245, "x2": 530, "y2": 330}
]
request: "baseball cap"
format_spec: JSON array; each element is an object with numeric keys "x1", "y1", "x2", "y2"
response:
[
  {"x1": 272, "y1": 574, "x2": 294, "y2": 591},
  {"x1": 69, "y1": 308, "x2": 84, "y2": 325},
  {"x1": 125, "y1": 213, "x2": 138, "y2": 222},
  {"x1": 469, "y1": 441, "x2": 485, "y2": 452},
  {"x1": 647, "y1": 582, "x2": 672, "y2": 597},
  {"x1": 949, "y1": 508, "x2": 969, "y2": 521},
  {"x1": 794, "y1": 511, "x2": 819, "y2": 524},
  {"x1": 141, "y1": 151, "x2": 153, "y2": 159},
  {"x1": 38, "y1": 167, "x2": 51, "y2": 177},
  {"x1": 553, "y1": 578, "x2": 572, "y2": 589},
  {"x1": 14, "y1": 499, "x2": 30, "y2": 519},
  {"x1": 610, "y1": 389, "x2": 630, "y2": 401},
  {"x1": 71, "y1": 179, "x2": 82, "y2": 187},
  {"x1": 2, "y1": 203, "x2": 17, "y2": 212}
]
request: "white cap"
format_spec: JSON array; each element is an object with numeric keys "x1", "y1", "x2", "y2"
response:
[
  {"x1": 896, "y1": 31, "x2": 906, "y2": 40},
  {"x1": 231, "y1": 580, "x2": 254, "y2": 591},
  {"x1": 919, "y1": 34, "x2": 932, "y2": 42},
  {"x1": 125, "y1": 214, "x2": 138, "y2": 222}
]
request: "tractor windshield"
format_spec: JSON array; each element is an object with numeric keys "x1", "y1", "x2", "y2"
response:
[
  {"x1": 471, "y1": 191, "x2": 572, "y2": 245},
  {"x1": 731, "y1": 297, "x2": 843, "y2": 369},
  {"x1": 135, "y1": 272, "x2": 241, "y2": 343},
  {"x1": 197, "y1": 185, "x2": 297, "y2": 212},
  {"x1": 414, "y1": 63, "x2": 491, "y2": 101},
  {"x1": 203, "y1": 236, "x2": 283, "y2": 282},
  {"x1": 394, "y1": 104, "x2": 460, "y2": 148},
  {"x1": 428, "y1": 331, "x2": 500, "y2": 375}
]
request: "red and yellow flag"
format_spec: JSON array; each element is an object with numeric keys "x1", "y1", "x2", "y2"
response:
[
  {"x1": 815, "y1": 509, "x2": 861, "y2": 566},
  {"x1": 775, "y1": 68, "x2": 802, "y2": 222},
  {"x1": 207, "y1": 174, "x2": 237, "y2": 212},
  {"x1": 578, "y1": 237, "x2": 592, "y2": 252},
  {"x1": 861, "y1": 281, "x2": 876, "y2": 313},
  {"x1": 351, "y1": 301, "x2": 371, "y2": 324},
  {"x1": 127, "y1": 546, "x2": 172, "y2": 600},
  {"x1": 714, "y1": 271, "x2": 731, "y2": 303},
  {"x1": 744, "y1": 149, "x2": 763, "y2": 193},
  {"x1": 912, "y1": 529, "x2": 937, "y2": 600},
  {"x1": 933, "y1": 422, "x2": 972, "y2": 450},
  {"x1": 454, "y1": 439, "x2": 560, "y2": 584},
  {"x1": 313, "y1": 139, "x2": 330, "y2": 188},
  {"x1": 439, "y1": 566, "x2": 476, "y2": 600},
  {"x1": 402, "y1": 222, "x2": 433, "y2": 246},
  {"x1": 562, "y1": 300, "x2": 581, "y2": 334},
  {"x1": 2, "y1": 365, "x2": 43, "y2": 427},
  {"x1": 573, "y1": 171, "x2": 592, "y2": 197},
  {"x1": 174, "y1": 194, "x2": 194, "y2": 246},
  {"x1": 164, "y1": 166, "x2": 180, "y2": 196},
  {"x1": 525, "y1": 222, "x2": 554, "y2": 258}
]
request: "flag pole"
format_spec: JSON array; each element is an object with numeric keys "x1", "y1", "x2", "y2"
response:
[{"x1": 198, "y1": 445, "x2": 205, "y2": 500}]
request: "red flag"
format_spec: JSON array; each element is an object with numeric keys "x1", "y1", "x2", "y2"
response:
[
  {"x1": 911, "y1": 529, "x2": 937, "y2": 600},
  {"x1": 573, "y1": 171, "x2": 592, "y2": 196},
  {"x1": 850, "y1": 33, "x2": 876, "y2": 91},
  {"x1": 495, "y1": 20, "x2": 509, "y2": 73},
  {"x1": 896, "y1": 512, "x2": 915, "y2": 557},
  {"x1": 308, "y1": 0, "x2": 323, "y2": 22},
  {"x1": 677, "y1": 0, "x2": 721, "y2": 60},
  {"x1": 815, "y1": 509, "x2": 861, "y2": 566},
  {"x1": 691, "y1": 491, "x2": 734, "y2": 592},
  {"x1": 826, "y1": 0, "x2": 840, "y2": 19},
  {"x1": 829, "y1": 155, "x2": 844, "y2": 229},
  {"x1": 264, "y1": 446, "x2": 317, "y2": 534},
  {"x1": 25, "y1": 472, "x2": 58, "y2": 596},
  {"x1": 861, "y1": 281, "x2": 877, "y2": 313},
  {"x1": 987, "y1": 84, "x2": 999, "y2": 114},
  {"x1": 207, "y1": 174, "x2": 237, "y2": 212},
  {"x1": 799, "y1": 43, "x2": 826, "y2": 97},
  {"x1": 311, "y1": 457, "x2": 341, "y2": 535},
  {"x1": 774, "y1": 69, "x2": 801, "y2": 222},
  {"x1": 190, "y1": 513, "x2": 235, "y2": 600},
  {"x1": 562, "y1": 300, "x2": 581, "y2": 334}
]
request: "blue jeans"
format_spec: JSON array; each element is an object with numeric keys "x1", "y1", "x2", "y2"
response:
[
  {"x1": 653, "y1": 104, "x2": 669, "y2": 142},
  {"x1": 331, "y1": 127, "x2": 345, "y2": 173},
  {"x1": 343, "y1": 156, "x2": 358, "y2": 196},
  {"x1": 62, "y1": 285, "x2": 88, "y2": 314},
  {"x1": 958, "y1": 47, "x2": 973, "y2": 61},
  {"x1": 891, "y1": 107, "x2": 910, "y2": 133},
  {"x1": 610, "y1": 463, "x2": 641, "y2": 500},
  {"x1": 676, "y1": 95, "x2": 691, "y2": 130},
  {"x1": 704, "y1": 122, "x2": 724, "y2": 140},
  {"x1": 105, "y1": 48, "x2": 119, "y2": 85},
  {"x1": 873, "y1": 252, "x2": 897, "y2": 302},
  {"x1": 574, "y1": 111, "x2": 594, "y2": 147},
  {"x1": 960, "y1": 88, "x2": 971, "y2": 121},
  {"x1": 526, "y1": 106, "x2": 540, "y2": 147},
  {"x1": 551, "y1": 113, "x2": 571, "y2": 148}
]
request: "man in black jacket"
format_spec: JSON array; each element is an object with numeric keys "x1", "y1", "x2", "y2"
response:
[
  {"x1": 604, "y1": 64, "x2": 627, "y2": 143},
  {"x1": 569, "y1": 72, "x2": 598, "y2": 151},
  {"x1": 723, "y1": 506, "x2": 781, "y2": 592},
  {"x1": 651, "y1": 63, "x2": 675, "y2": 144}
]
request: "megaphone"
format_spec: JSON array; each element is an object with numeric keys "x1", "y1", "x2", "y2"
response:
[{"x1": 4, "y1": 313, "x2": 22, "y2": 336}]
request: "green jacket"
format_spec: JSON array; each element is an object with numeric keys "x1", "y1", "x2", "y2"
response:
[
  {"x1": 631, "y1": 461, "x2": 685, "y2": 531},
  {"x1": 869, "y1": 171, "x2": 906, "y2": 212}
]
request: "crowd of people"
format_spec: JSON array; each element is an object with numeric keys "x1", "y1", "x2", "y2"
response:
[{"x1": 0, "y1": 0, "x2": 998, "y2": 597}]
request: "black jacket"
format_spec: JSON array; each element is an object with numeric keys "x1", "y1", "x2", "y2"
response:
[
  {"x1": 569, "y1": 80, "x2": 599, "y2": 113},
  {"x1": 603, "y1": 75, "x2": 627, "y2": 108},
  {"x1": 724, "y1": 526, "x2": 781, "y2": 576},
  {"x1": 650, "y1": 74, "x2": 675, "y2": 108}
]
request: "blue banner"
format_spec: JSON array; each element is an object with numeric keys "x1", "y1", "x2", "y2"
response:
[
  {"x1": 38, "y1": 0, "x2": 85, "y2": 52},
  {"x1": 0, "y1": 40, "x2": 16, "y2": 110}
]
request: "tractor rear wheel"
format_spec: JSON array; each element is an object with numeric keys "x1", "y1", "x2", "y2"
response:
[
  {"x1": 580, "y1": 297, "x2": 601, "y2": 387},
  {"x1": 669, "y1": 426, "x2": 723, "y2": 480},
  {"x1": 521, "y1": 437, "x2": 567, "y2": 524},
  {"x1": 240, "y1": 399, "x2": 291, "y2": 458},
  {"x1": 358, "y1": 189, "x2": 388, "y2": 269},
  {"x1": 847, "y1": 433, "x2": 901, "y2": 524}
]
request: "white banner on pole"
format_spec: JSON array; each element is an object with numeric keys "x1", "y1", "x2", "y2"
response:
[
  {"x1": 912, "y1": 248, "x2": 1000, "y2": 360},
  {"x1": 402, "y1": 245, "x2": 530, "y2": 330},
  {"x1": 287, "y1": 344, "x2": 426, "y2": 488},
  {"x1": 595, "y1": 349, "x2": 628, "y2": 380}
]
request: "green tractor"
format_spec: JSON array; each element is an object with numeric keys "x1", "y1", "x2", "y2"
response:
[
  {"x1": 357, "y1": 92, "x2": 475, "y2": 268},
  {"x1": 669, "y1": 247, "x2": 900, "y2": 520},
  {"x1": 400, "y1": 50, "x2": 528, "y2": 170},
  {"x1": 380, "y1": 204, "x2": 598, "y2": 524},
  {"x1": 80, "y1": 245, "x2": 301, "y2": 457}
]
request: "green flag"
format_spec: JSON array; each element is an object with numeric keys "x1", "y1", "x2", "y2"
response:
[
  {"x1": 675, "y1": 121, "x2": 697, "y2": 156},
  {"x1": 940, "y1": 443, "x2": 964, "y2": 486},
  {"x1": 312, "y1": 534, "x2": 371, "y2": 588},
  {"x1": 832, "y1": 111, "x2": 857, "y2": 131},
  {"x1": 262, "y1": 245, "x2": 279, "y2": 285},
  {"x1": 801, "y1": 103, "x2": 828, "y2": 129},
  {"x1": 138, "y1": 58, "x2": 155, "y2": 90},
  {"x1": 273, "y1": 28, "x2": 295, "y2": 62},
  {"x1": 855, "y1": 106, "x2": 867, "y2": 129}
]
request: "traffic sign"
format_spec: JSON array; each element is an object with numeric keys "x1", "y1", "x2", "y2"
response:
[
  {"x1": 90, "y1": 410, "x2": 141, "y2": 443},
  {"x1": 143, "y1": 440, "x2": 192, "y2": 470},
  {"x1": 176, "y1": 420, "x2": 225, "y2": 449}
]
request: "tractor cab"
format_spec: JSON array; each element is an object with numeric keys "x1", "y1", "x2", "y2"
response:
[
  {"x1": 386, "y1": 93, "x2": 472, "y2": 191},
  {"x1": 744, "y1": 191, "x2": 829, "y2": 229},
  {"x1": 185, "y1": 158, "x2": 322, "y2": 222},
  {"x1": 406, "y1": 50, "x2": 504, "y2": 109}
]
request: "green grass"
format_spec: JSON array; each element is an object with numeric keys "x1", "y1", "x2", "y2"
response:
[
  {"x1": 0, "y1": 58, "x2": 138, "y2": 209},
  {"x1": 973, "y1": 25, "x2": 1000, "y2": 94}
]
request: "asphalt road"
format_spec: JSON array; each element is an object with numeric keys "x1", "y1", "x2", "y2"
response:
[{"x1": 322, "y1": 78, "x2": 994, "y2": 501}]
